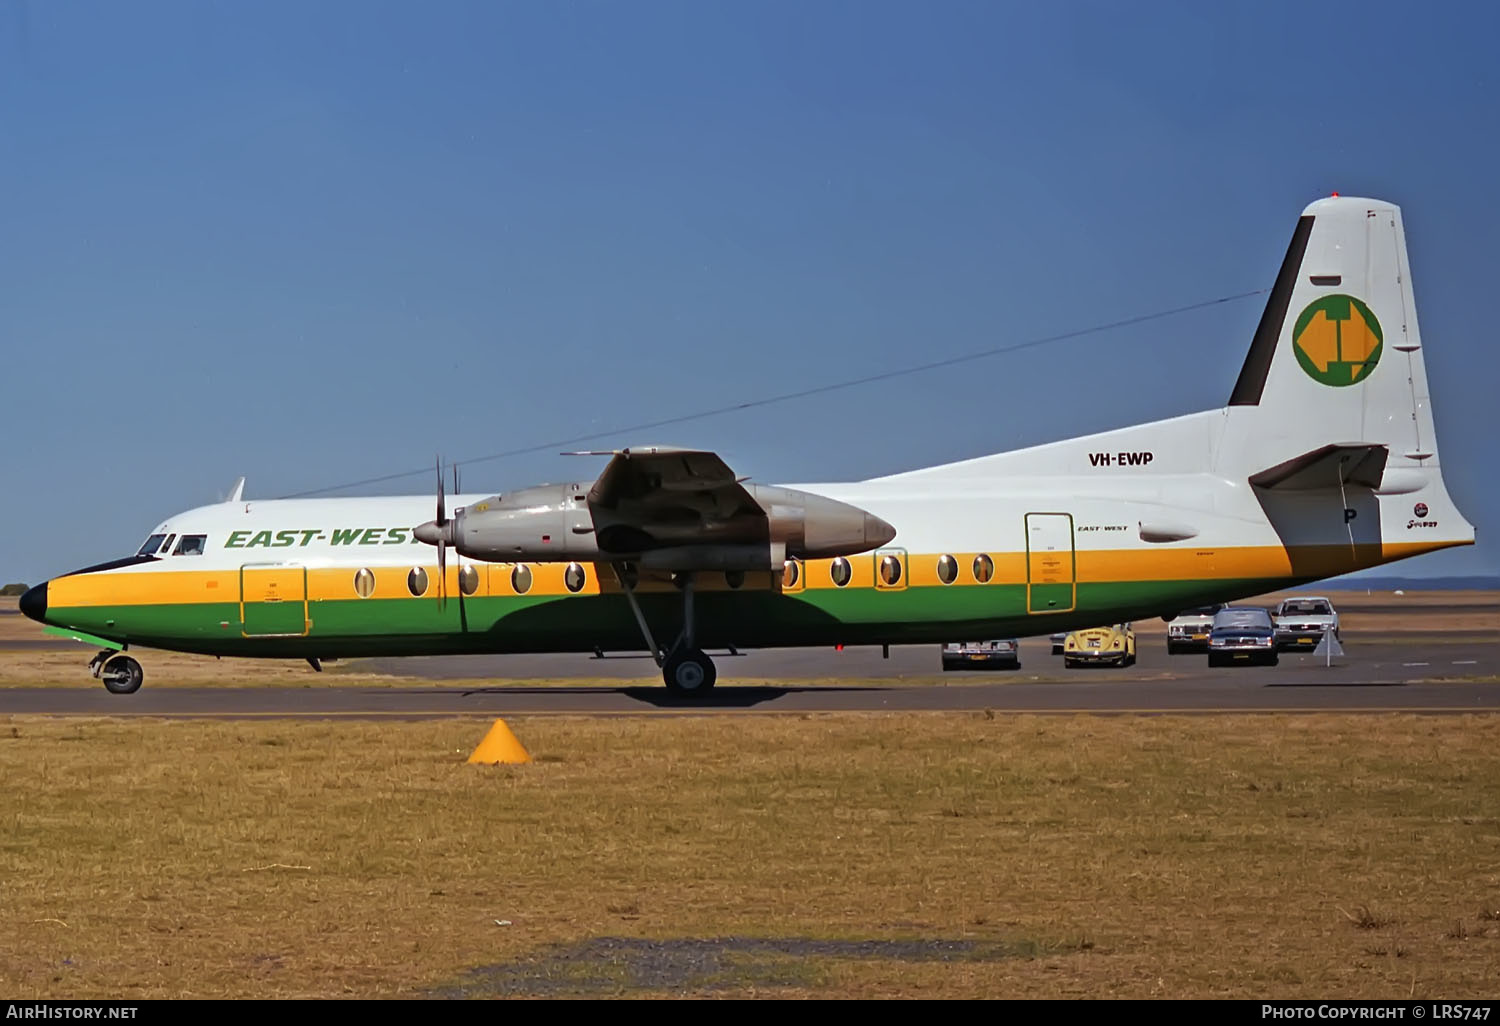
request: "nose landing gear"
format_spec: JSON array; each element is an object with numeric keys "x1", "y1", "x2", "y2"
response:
[{"x1": 89, "y1": 650, "x2": 143, "y2": 695}]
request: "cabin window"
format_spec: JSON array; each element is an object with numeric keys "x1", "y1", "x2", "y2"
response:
[
  {"x1": 725, "y1": 570, "x2": 745, "y2": 589},
  {"x1": 511, "y1": 564, "x2": 533, "y2": 594},
  {"x1": 936, "y1": 554, "x2": 958, "y2": 585},
  {"x1": 879, "y1": 555, "x2": 902, "y2": 587},
  {"x1": 173, "y1": 535, "x2": 207, "y2": 556},
  {"x1": 137, "y1": 534, "x2": 167, "y2": 556},
  {"x1": 781, "y1": 559, "x2": 800, "y2": 589},
  {"x1": 353, "y1": 568, "x2": 375, "y2": 598},
  {"x1": 458, "y1": 565, "x2": 480, "y2": 597},
  {"x1": 564, "y1": 562, "x2": 586, "y2": 593},
  {"x1": 830, "y1": 557, "x2": 852, "y2": 587},
  {"x1": 972, "y1": 553, "x2": 994, "y2": 583},
  {"x1": 407, "y1": 567, "x2": 429, "y2": 597}
]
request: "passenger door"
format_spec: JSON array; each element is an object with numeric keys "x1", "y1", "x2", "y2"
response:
[
  {"x1": 240, "y1": 564, "x2": 310, "y2": 637},
  {"x1": 1025, "y1": 513, "x2": 1076, "y2": 614}
]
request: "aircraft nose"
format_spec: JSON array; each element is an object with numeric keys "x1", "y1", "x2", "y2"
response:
[{"x1": 19, "y1": 582, "x2": 47, "y2": 623}]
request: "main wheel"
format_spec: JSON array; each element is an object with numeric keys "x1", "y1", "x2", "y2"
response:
[
  {"x1": 101, "y1": 655, "x2": 143, "y2": 695},
  {"x1": 662, "y1": 647, "x2": 716, "y2": 695}
]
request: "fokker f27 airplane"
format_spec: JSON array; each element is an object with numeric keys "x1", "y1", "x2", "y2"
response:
[{"x1": 19, "y1": 196, "x2": 1475, "y2": 695}]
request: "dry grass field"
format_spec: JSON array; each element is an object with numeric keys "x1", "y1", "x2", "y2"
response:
[{"x1": 0, "y1": 713, "x2": 1496, "y2": 998}]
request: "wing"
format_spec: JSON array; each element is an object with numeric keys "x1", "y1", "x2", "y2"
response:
[{"x1": 584, "y1": 447, "x2": 765, "y2": 551}]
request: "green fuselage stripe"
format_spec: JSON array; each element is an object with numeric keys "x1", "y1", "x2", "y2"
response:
[{"x1": 46, "y1": 577, "x2": 1292, "y2": 658}]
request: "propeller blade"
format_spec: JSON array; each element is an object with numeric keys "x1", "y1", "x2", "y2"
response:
[
  {"x1": 452, "y1": 463, "x2": 460, "y2": 498},
  {"x1": 434, "y1": 456, "x2": 448, "y2": 610}
]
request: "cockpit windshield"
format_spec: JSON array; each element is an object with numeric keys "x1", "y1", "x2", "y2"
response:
[
  {"x1": 173, "y1": 535, "x2": 207, "y2": 556},
  {"x1": 137, "y1": 534, "x2": 167, "y2": 556}
]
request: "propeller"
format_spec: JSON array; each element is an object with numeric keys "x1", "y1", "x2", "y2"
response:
[
  {"x1": 413, "y1": 458, "x2": 466, "y2": 620},
  {"x1": 410, "y1": 457, "x2": 451, "y2": 609},
  {"x1": 435, "y1": 457, "x2": 448, "y2": 610},
  {"x1": 450, "y1": 462, "x2": 468, "y2": 629}
]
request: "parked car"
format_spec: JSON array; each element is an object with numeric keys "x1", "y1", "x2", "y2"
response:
[
  {"x1": 1165, "y1": 603, "x2": 1225, "y2": 653},
  {"x1": 1062, "y1": 624, "x2": 1136, "y2": 668},
  {"x1": 941, "y1": 639, "x2": 1021, "y2": 671},
  {"x1": 1272, "y1": 596, "x2": 1340, "y2": 649},
  {"x1": 1207, "y1": 606, "x2": 1279, "y2": 666},
  {"x1": 1049, "y1": 631, "x2": 1067, "y2": 655}
]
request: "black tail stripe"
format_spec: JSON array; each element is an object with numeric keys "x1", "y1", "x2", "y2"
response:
[{"x1": 1229, "y1": 214, "x2": 1315, "y2": 406}]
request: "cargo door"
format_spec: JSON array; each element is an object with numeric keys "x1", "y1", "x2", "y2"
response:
[
  {"x1": 1025, "y1": 513, "x2": 1076, "y2": 614},
  {"x1": 240, "y1": 564, "x2": 310, "y2": 637}
]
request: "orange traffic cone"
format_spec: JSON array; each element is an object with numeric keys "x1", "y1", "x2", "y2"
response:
[{"x1": 466, "y1": 719, "x2": 532, "y2": 765}]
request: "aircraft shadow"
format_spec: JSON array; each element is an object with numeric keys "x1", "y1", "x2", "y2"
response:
[
  {"x1": 1264, "y1": 680, "x2": 1407, "y2": 687},
  {"x1": 378, "y1": 684, "x2": 884, "y2": 708}
]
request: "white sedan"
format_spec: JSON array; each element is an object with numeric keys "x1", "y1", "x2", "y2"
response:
[{"x1": 1272, "y1": 596, "x2": 1340, "y2": 649}]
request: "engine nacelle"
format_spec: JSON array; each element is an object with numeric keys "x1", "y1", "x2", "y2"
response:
[
  {"x1": 451, "y1": 484, "x2": 602, "y2": 562},
  {"x1": 439, "y1": 482, "x2": 895, "y2": 565},
  {"x1": 748, "y1": 484, "x2": 896, "y2": 560}
]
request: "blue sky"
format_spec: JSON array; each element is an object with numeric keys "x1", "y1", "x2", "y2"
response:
[{"x1": 2, "y1": 1, "x2": 1495, "y2": 585}]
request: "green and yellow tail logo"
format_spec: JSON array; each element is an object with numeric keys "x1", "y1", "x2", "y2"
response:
[{"x1": 1292, "y1": 294, "x2": 1383, "y2": 386}]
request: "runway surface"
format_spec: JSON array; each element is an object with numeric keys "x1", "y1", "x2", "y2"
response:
[
  {"x1": 352, "y1": 634, "x2": 1498, "y2": 682},
  {"x1": 5, "y1": 674, "x2": 1497, "y2": 720},
  {"x1": 2, "y1": 680, "x2": 1496, "y2": 718},
  {"x1": 3, "y1": 636, "x2": 1494, "y2": 719}
]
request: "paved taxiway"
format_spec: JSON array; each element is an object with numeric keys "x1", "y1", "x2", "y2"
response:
[
  {"x1": 5, "y1": 611, "x2": 1496, "y2": 718},
  {"x1": 3, "y1": 635, "x2": 1495, "y2": 718},
  {"x1": 353, "y1": 634, "x2": 1498, "y2": 682},
  {"x1": 2, "y1": 679, "x2": 1496, "y2": 717}
]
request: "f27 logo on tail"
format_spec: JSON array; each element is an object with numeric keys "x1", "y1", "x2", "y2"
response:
[
  {"x1": 1293, "y1": 294, "x2": 1383, "y2": 386},
  {"x1": 1089, "y1": 451, "x2": 1154, "y2": 468}
]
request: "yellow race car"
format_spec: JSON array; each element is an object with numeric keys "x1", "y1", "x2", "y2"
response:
[{"x1": 1062, "y1": 623, "x2": 1137, "y2": 668}]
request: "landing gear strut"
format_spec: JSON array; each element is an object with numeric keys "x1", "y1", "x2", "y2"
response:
[
  {"x1": 90, "y1": 651, "x2": 143, "y2": 695},
  {"x1": 611, "y1": 564, "x2": 717, "y2": 695}
]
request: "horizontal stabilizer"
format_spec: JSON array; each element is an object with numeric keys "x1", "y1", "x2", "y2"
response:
[{"x1": 1248, "y1": 443, "x2": 1388, "y2": 491}]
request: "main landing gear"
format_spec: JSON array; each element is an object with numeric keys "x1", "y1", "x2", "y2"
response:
[
  {"x1": 89, "y1": 650, "x2": 143, "y2": 695},
  {"x1": 612, "y1": 564, "x2": 717, "y2": 696}
]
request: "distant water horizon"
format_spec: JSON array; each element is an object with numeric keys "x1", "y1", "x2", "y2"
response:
[{"x1": 1311, "y1": 575, "x2": 1500, "y2": 592}]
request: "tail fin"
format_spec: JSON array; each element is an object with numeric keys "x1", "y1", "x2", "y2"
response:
[
  {"x1": 1220, "y1": 195, "x2": 1474, "y2": 557},
  {"x1": 1220, "y1": 196, "x2": 1437, "y2": 475}
]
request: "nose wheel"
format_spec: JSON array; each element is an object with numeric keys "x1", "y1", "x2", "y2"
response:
[{"x1": 95, "y1": 654, "x2": 143, "y2": 695}]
